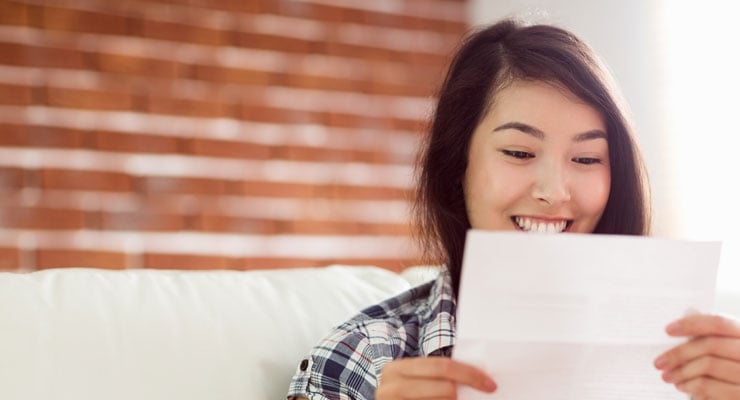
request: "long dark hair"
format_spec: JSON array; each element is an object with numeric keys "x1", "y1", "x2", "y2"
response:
[{"x1": 414, "y1": 19, "x2": 651, "y2": 296}]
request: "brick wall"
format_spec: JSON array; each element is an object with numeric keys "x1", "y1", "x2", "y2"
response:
[{"x1": 0, "y1": 0, "x2": 468, "y2": 272}]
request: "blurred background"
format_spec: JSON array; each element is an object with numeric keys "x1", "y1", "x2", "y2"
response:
[
  {"x1": 0, "y1": 0, "x2": 467, "y2": 271},
  {"x1": 0, "y1": 0, "x2": 738, "y2": 295}
]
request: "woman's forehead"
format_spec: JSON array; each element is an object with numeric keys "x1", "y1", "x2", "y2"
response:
[{"x1": 483, "y1": 80, "x2": 606, "y2": 134}]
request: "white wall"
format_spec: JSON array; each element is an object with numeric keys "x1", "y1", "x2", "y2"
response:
[{"x1": 468, "y1": 0, "x2": 740, "y2": 298}]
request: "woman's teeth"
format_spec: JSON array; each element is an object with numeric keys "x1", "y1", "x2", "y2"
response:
[{"x1": 514, "y1": 216, "x2": 568, "y2": 233}]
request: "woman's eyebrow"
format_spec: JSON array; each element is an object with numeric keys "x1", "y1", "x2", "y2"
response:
[
  {"x1": 573, "y1": 130, "x2": 608, "y2": 142},
  {"x1": 493, "y1": 122, "x2": 607, "y2": 142},
  {"x1": 492, "y1": 122, "x2": 544, "y2": 139}
]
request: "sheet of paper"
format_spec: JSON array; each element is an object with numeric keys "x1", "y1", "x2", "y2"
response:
[{"x1": 454, "y1": 231, "x2": 721, "y2": 400}]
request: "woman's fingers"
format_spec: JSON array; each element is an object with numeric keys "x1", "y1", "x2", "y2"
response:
[
  {"x1": 673, "y1": 376, "x2": 740, "y2": 399},
  {"x1": 662, "y1": 354, "x2": 740, "y2": 385},
  {"x1": 655, "y1": 313, "x2": 740, "y2": 398},
  {"x1": 377, "y1": 376, "x2": 458, "y2": 399},
  {"x1": 656, "y1": 336, "x2": 740, "y2": 371},
  {"x1": 665, "y1": 314, "x2": 740, "y2": 338},
  {"x1": 383, "y1": 357, "x2": 496, "y2": 392},
  {"x1": 378, "y1": 357, "x2": 496, "y2": 399}
]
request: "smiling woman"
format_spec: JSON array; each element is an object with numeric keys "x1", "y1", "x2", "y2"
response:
[
  {"x1": 286, "y1": 18, "x2": 740, "y2": 400},
  {"x1": 414, "y1": 21, "x2": 649, "y2": 299},
  {"x1": 463, "y1": 80, "x2": 611, "y2": 235}
]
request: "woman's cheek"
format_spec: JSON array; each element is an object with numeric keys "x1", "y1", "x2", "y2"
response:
[{"x1": 580, "y1": 169, "x2": 611, "y2": 215}]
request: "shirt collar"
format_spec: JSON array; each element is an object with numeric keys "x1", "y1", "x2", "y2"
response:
[{"x1": 419, "y1": 270, "x2": 456, "y2": 356}]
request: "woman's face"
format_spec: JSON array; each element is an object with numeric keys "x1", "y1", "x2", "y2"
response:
[{"x1": 464, "y1": 80, "x2": 611, "y2": 233}]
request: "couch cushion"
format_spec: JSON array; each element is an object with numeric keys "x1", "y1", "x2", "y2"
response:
[{"x1": 0, "y1": 266, "x2": 420, "y2": 400}]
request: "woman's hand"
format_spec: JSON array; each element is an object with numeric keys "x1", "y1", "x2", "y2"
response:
[
  {"x1": 376, "y1": 357, "x2": 497, "y2": 399},
  {"x1": 654, "y1": 313, "x2": 740, "y2": 399}
]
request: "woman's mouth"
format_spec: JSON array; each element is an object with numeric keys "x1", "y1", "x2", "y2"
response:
[{"x1": 512, "y1": 216, "x2": 572, "y2": 233}]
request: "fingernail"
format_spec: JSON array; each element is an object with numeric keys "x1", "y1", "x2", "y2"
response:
[
  {"x1": 666, "y1": 321, "x2": 681, "y2": 334},
  {"x1": 654, "y1": 355, "x2": 668, "y2": 369},
  {"x1": 485, "y1": 378, "x2": 497, "y2": 391},
  {"x1": 662, "y1": 371, "x2": 673, "y2": 383}
]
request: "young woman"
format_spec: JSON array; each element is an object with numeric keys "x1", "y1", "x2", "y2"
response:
[{"x1": 287, "y1": 19, "x2": 740, "y2": 400}]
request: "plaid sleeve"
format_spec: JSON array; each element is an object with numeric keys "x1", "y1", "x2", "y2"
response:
[
  {"x1": 287, "y1": 329, "x2": 381, "y2": 400},
  {"x1": 286, "y1": 279, "x2": 444, "y2": 400}
]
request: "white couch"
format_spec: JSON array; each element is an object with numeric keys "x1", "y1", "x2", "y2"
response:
[
  {"x1": 1, "y1": 266, "x2": 737, "y2": 400},
  {"x1": 0, "y1": 266, "x2": 439, "y2": 400}
]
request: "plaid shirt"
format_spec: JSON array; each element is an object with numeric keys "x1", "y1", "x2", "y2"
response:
[{"x1": 286, "y1": 272, "x2": 456, "y2": 400}]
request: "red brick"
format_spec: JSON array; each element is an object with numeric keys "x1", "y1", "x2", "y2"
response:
[
  {"x1": 230, "y1": 180, "x2": 411, "y2": 200},
  {"x1": 0, "y1": 124, "x2": 85, "y2": 148},
  {"x1": 163, "y1": 0, "x2": 274, "y2": 15},
  {"x1": 0, "y1": 247, "x2": 20, "y2": 271},
  {"x1": 42, "y1": 169, "x2": 132, "y2": 192},
  {"x1": 280, "y1": 71, "x2": 435, "y2": 98},
  {"x1": 299, "y1": 1, "x2": 345, "y2": 21},
  {"x1": 324, "y1": 41, "x2": 393, "y2": 62},
  {"x1": 273, "y1": 2, "x2": 467, "y2": 34},
  {"x1": 142, "y1": 19, "x2": 225, "y2": 46},
  {"x1": 324, "y1": 112, "x2": 386, "y2": 129},
  {"x1": 285, "y1": 220, "x2": 411, "y2": 236},
  {"x1": 0, "y1": 83, "x2": 33, "y2": 105},
  {"x1": 403, "y1": 64, "x2": 448, "y2": 88},
  {"x1": 95, "y1": 131, "x2": 180, "y2": 154},
  {"x1": 45, "y1": 87, "x2": 133, "y2": 110},
  {"x1": 84, "y1": 210, "x2": 102, "y2": 230},
  {"x1": 234, "y1": 32, "x2": 313, "y2": 53},
  {"x1": 276, "y1": 72, "x2": 358, "y2": 93},
  {"x1": 269, "y1": 145, "x2": 344, "y2": 162},
  {"x1": 27, "y1": 87, "x2": 45, "y2": 108},
  {"x1": 0, "y1": 124, "x2": 33, "y2": 146},
  {"x1": 235, "y1": 257, "x2": 415, "y2": 272},
  {"x1": 193, "y1": 65, "x2": 271, "y2": 86},
  {"x1": 0, "y1": 206, "x2": 86, "y2": 229},
  {"x1": 0, "y1": 167, "x2": 27, "y2": 190},
  {"x1": 136, "y1": 176, "x2": 226, "y2": 195},
  {"x1": 96, "y1": 53, "x2": 183, "y2": 79},
  {"x1": 126, "y1": 193, "x2": 204, "y2": 216},
  {"x1": 146, "y1": 95, "x2": 226, "y2": 118},
  {"x1": 240, "y1": 104, "x2": 327, "y2": 125},
  {"x1": 367, "y1": 79, "x2": 432, "y2": 98},
  {"x1": 269, "y1": 145, "x2": 394, "y2": 164},
  {"x1": 338, "y1": 6, "x2": 365, "y2": 25},
  {"x1": 324, "y1": 184, "x2": 413, "y2": 201},
  {"x1": 37, "y1": 249, "x2": 127, "y2": 269},
  {"x1": 195, "y1": 214, "x2": 277, "y2": 234},
  {"x1": 0, "y1": 42, "x2": 86, "y2": 70},
  {"x1": 392, "y1": 117, "x2": 426, "y2": 133},
  {"x1": 187, "y1": 138, "x2": 270, "y2": 160},
  {"x1": 145, "y1": 58, "x2": 186, "y2": 79},
  {"x1": 231, "y1": 180, "x2": 318, "y2": 198},
  {"x1": 95, "y1": 52, "x2": 146, "y2": 74},
  {"x1": 0, "y1": 2, "x2": 28, "y2": 25},
  {"x1": 0, "y1": 42, "x2": 28, "y2": 66},
  {"x1": 100, "y1": 211, "x2": 184, "y2": 231},
  {"x1": 237, "y1": 257, "x2": 328, "y2": 270},
  {"x1": 143, "y1": 253, "x2": 241, "y2": 270},
  {"x1": 41, "y1": 6, "x2": 130, "y2": 35},
  {"x1": 346, "y1": 113, "x2": 416, "y2": 131},
  {"x1": 38, "y1": 46, "x2": 88, "y2": 69}
]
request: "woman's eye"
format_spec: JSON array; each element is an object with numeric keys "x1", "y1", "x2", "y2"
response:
[
  {"x1": 573, "y1": 157, "x2": 602, "y2": 165},
  {"x1": 502, "y1": 150, "x2": 534, "y2": 159}
]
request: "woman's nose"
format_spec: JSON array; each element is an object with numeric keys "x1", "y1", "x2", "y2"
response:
[{"x1": 531, "y1": 164, "x2": 571, "y2": 205}]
